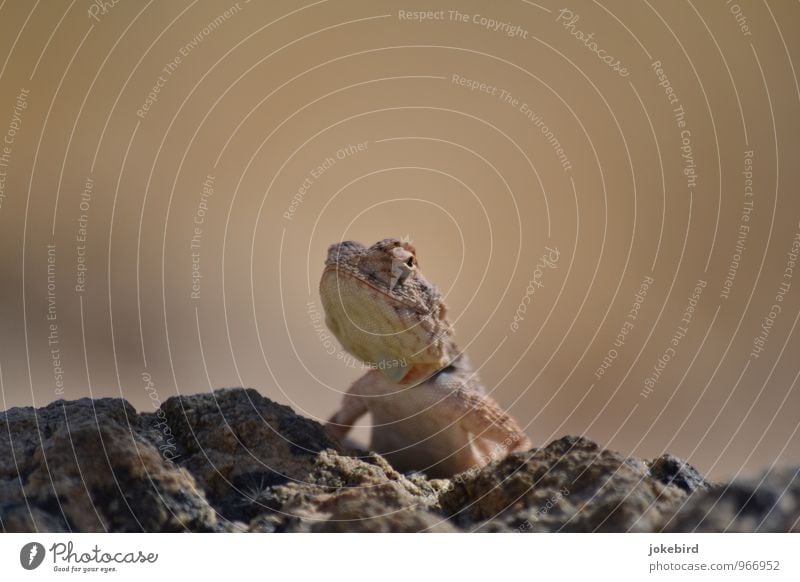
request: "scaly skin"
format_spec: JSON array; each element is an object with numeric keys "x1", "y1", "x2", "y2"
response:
[{"x1": 320, "y1": 238, "x2": 531, "y2": 477}]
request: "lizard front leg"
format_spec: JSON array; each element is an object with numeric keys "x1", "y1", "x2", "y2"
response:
[
  {"x1": 325, "y1": 375, "x2": 369, "y2": 441},
  {"x1": 445, "y1": 388, "x2": 532, "y2": 457}
]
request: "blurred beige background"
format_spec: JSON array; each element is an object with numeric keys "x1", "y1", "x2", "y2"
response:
[{"x1": 0, "y1": 0, "x2": 798, "y2": 480}]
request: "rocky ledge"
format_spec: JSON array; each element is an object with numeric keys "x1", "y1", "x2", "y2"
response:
[{"x1": 1, "y1": 388, "x2": 797, "y2": 532}]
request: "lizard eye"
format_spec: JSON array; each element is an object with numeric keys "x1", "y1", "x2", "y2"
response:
[{"x1": 390, "y1": 248, "x2": 416, "y2": 289}]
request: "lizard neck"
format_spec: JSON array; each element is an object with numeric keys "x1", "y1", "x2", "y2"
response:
[{"x1": 401, "y1": 343, "x2": 467, "y2": 386}]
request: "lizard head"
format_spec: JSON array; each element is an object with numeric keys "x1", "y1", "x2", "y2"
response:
[
  {"x1": 325, "y1": 238, "x2": 419, "y2": 293},
  {"x1": 319, "y1": 238, "x2": 457, "y2": 384}
]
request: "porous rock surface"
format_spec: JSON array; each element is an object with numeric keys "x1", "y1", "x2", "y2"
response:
[{"x1": 0, "y1": 388, "x2": 796, "y2": 532}]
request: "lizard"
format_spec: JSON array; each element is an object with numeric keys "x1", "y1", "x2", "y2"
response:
[{"x1": 319, "y1": 237, "x2": 532, "y2": 478}]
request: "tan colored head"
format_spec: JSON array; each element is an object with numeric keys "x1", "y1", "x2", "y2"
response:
[
  {"x1": 328, "y1": 238, "x2": 419, "y2": 292},
  {"x1": 319, "y1": 238, "x2": 457, "y2": 384}
]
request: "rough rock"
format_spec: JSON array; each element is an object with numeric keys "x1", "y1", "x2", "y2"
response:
[
  {"x1": 661, "y1": 466, "x2": 800, "y2": 532},
  {"x1": 439, "y1": 436, "x2": 706, "y2": 532},
  {"x1": 1, "y1": 389, "x2": 797, "y2": 532},
  {"x1": 0, "y1": 397, "x2": 222, "y2": 532}
]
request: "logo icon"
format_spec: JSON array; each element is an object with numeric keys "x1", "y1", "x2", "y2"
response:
[{"x1": 20, "y1": 542, "x2": 46, "y2": 570}]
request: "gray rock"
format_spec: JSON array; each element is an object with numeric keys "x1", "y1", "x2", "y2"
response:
[
  {"x1": 439, "y1": 435, "x2": 696, "y2": 532},
  {"x1": 1, "y1": 390, "x2": 797, "y2": 532},
  {"x1": 0, "y1": 397, "x2": 224, "y2": 532},
  {"x1": 149, "y1": 387, "x2": 340, "y2": 523},
  {"x1": 648, "y1": 453, "x2": 709, "y2": 494},
  {"x1": 660, "y1": 466, "x2": 800, "y2": 532}
]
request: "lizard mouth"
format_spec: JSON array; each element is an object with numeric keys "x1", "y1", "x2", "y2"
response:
[
  {"x1": 319, "y1": 264, "x2": 440, "y2": 344},
  {"x1": 321, "y1": 264, "x2": 424, "y2": 312}
]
